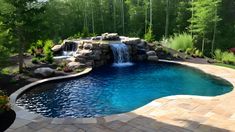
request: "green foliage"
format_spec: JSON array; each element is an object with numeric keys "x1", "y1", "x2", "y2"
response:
[
  {"x1": 214, "y1": 49, "x2": 222, "y2": 61},
  {"x1": 32, "y1": 57, "x2": 39, "y2": 64},
  {"x1": 144, "y1": 26, "x2": 155, "y2": 42},
  {"x1": 194, "y1": 49, "x2": 204, "y2": 58},
  {"x1": 42, "y1": 40, "x2": 54, "y2": 63},
  {"x1": 169, "y1": 33, "x2": 193, "y2": 51},
  {"x1": 213, "y1": 49, "x2": 235, "y2": 64},
  {"x1": 1, "y1": 68, "x2": 10, "y2": 75},
  {"x1": 221, "y1": 52, "x2": 235, "y2": 64}
]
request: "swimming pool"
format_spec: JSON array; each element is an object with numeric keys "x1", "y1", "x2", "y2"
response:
[{"x1": 16, "y1": 62, "x2": 233, "y2": 118}]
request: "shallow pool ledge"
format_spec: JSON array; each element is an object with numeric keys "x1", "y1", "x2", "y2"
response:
[{"x1": 8, "y1": 60, "x2": 235, "y2": 131}]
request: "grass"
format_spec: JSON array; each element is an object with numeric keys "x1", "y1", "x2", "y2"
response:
[{"x1": 214, "y1": 63, "x2": 235, "y2": 70}]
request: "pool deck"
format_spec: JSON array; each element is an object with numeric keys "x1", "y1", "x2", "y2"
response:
[{"x1": 6, "y1": 60, "x2": 235, "y2": 132}]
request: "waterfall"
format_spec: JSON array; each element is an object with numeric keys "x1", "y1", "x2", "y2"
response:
[
  {"x1": 62, "y1": 42, "x2": 77, "y2": 56},
  {"x1": 54, "y1": 42, "x2": 77, "y2": 60},
  {"x1": 110, "y1": 43, "x2": 133, "y2": 67}
]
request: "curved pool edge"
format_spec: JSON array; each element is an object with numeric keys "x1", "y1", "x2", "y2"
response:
[
  {"x1": 8, "y1": 60, "x2": 235, "y2": 128},
  {"x1": 9, "y1": 68, "x2": 92, "y2": 115}
]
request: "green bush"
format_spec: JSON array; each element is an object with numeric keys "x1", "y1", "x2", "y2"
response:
[
  {"x1": 222, "y1": 52, "x2": 235, "y2": 64},
  {"x1": 169, "y1": 33, "x2": 193, "y2": 51},
  {"x1": 214, "y1": 49, "x2": 235, "y2": 64},
  {"x1": 214, "y1": 49, "x2": 223, "y2": 61},
  {"x1": 144, "y1": 26, "x2": 155, "y2": 43},
  {"x1": 1, "y1": 68, "x2": 10, "y2": 75},
  {"x1": 43, "y1": 40, "x2": 54, "y2": 63},
  {"x1": 32, "y1": 57, "x2": 40, "y2": 64},
  {"x1": 194, "y1": 49, "x2": 204, "y2": 58}
]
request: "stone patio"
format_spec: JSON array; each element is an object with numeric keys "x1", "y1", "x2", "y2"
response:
[{"x1": 6, "y1": 60, "x2": 235, "y2": 132}]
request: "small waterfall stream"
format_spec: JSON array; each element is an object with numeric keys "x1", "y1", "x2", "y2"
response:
[{"x1": 110, "y1": 43, "x2": 133, "y2": 67}]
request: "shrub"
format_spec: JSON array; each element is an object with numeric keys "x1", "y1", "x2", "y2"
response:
[
  {"x1": 214, "y1": 49, "x2": 235, "y2": 64},
  {"x1": 43, "y1": 40, "x2": 54, "y2": 63},
  {"x1": 144, "y1": 26, "x2": 155, "y2": 43},
  {"x1": 1, "y1": 68, "x2": 10, "y2": 75},
  {"x1": 32, "y1": 57, "x2": 39, "y2": 64},
  {"x1": 214, "y1": 49, "x2": 223, "y2": 61},
  {"x1": 169, "y1": 33, "x2": 193, "y2": 51},
  {"x1": 0, "y1": 90, "x2": 10, "y2": 112},
  {"x1": 222, "y1": 52, "x2": 235, "y2": 64},
  {"x1": 194, "y1": 49, "x2": 204, "y2": 58},
  {"x1": 173, "y1": 53, "x2": 180, "y2": 59}
]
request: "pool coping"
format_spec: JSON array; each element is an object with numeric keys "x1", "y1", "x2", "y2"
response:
[{"x1": 8, "y1": 60, "x2": 235, "y2": 129}]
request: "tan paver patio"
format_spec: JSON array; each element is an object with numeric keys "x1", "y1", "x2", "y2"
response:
[{"x1": 6, "y1": 60, "x2": 235, "y2": 132}]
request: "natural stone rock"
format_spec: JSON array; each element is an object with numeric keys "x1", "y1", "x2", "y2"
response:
[
  {"x1": 91, "y1": 36, "x2": 102, "y2": 41},
  {"x1": 67, "y1": 62, "x2": 86, "y2": 69},
  {"x1": 146, "y1": 51, "x2": 157, "y2": 56},
  {"x1": 99, "y1": 44, "x2": 110, "y2": 49},
  {"x1": 34, "y1": 67, "x2": 55, "y2": 77},
  {"x1": 66, "y1": 57, "x2": 76, "y2": 62},
  {"x1": 52, "y1": 45, "x2": 62, "y2": 52},
  {"x1": 136, "y1": 55, "x2": 147, "y2": 61},
  {"x1": 137, "y1": 41, "x2": 146, "y2": 49},
  {"x1": 102, "y1": 33, "x2": 120, "y2": 41},
  {"x1": 78, "y1": 50, "x2": 93, "y2": 56},
  {"x1": 148, "y1": 56, "x2": 159, "y2": 62},
  {"x1": 137, "y1": 49, "x2": 146, "y2": 55},
  {"x1": 83, "y1": 43, "x2": 93, "y2": 50},
  {"x1": 122, "y1": 38, "x2": 141, "y2": 45},
  {"x1": 85, "y1": 60, "x2": 94, "y2": 66}
]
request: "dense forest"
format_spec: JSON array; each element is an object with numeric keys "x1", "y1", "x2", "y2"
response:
[{"x1": 0, "y1": 0, "x2": 235, "y2": 70}]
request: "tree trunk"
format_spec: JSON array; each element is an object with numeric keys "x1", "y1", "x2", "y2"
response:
[
  {"x1": 191, "y1": 0, "x2": 194, "y2": 37},
  {"x1": 121, "y1": 0, "x2": 125, "y2": 35},
  {"x1": 100, "y1": 0, "x2": 104, "y2": 32},
  {"x1": 145, "y1": 1, "x2": 148, "y2": 33},
  {"x1": 113, "y1": 0, "x2": 116, "y2": 32},
  {"x1": 19, "y1": 41, "x2": 24, "y2": 73},
  {"x1": 91, "y1": 0, "x2": 95, "y2": 34},
  {"x1": 202, "y1": 37, "x2": 205, "y2": 54},
  {"x1": 165, "y1": 0, "x2": 169, "y2": 37},
  {"x1": 211, "y1": 8, "x2": 217, "y2": 55},
  {"x1": 150, "y1": 0, "x2": 153, "y2": 27}
]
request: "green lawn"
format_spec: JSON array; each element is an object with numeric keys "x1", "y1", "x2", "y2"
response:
[{"x1": 214, "y1": 63, "x2": 235, "y2": 70}]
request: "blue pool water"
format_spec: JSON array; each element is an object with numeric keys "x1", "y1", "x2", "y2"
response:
[{"x1": 16, "y1": 62, "x2": 233, "y2": 118}]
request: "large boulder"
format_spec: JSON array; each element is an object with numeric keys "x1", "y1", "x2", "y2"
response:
[
  {"x1": 34, "y1": 67, "x2": 55, "y2": 77},
  {"x1": 148, "y1": 56, "x2": 159, "y2": 62},
  {"x1": 67, "y1": 62, "x2": 86, "y2": 69},
  {"x1": 122, "y1": 38, "x2": 141, "y2": 45},
  {"x1": 52, "y1": 45, "x2": 62, "y2": 52},
  {"x1": 83, "y1": 43, "x2": 93, "y2": 50},
  {"x1": 102, "y1": 33, "x2": 120, "y2": 41},
  {"x1": 146, "y1": 51, "x2": 157, "y2": 56}
]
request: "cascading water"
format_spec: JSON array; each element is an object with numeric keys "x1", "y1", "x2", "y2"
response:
[
  {"x1": 62, "y1": 42, "x2": 77, "y2": 56},
  {"x1": 110, "y1": 43, "x2": 133, "y2": 67},
  {"x1": 54, "y1": 42, "x2": 77, "y2": 59}
]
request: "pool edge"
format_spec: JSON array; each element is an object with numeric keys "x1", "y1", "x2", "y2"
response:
[{"x1": 8, "y1": 60, "x2": 235, "y2": 127}]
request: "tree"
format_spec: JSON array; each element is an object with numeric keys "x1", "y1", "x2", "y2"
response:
[
  {"x1": 0, "y1": 0, "x2": 46, "y2": 72},
  {"x1": 165, "y1": 0, "x2": 169, "y2": 37},
  {"x1": 189, "y1": 0, "x2": 221, "y2": 54}
]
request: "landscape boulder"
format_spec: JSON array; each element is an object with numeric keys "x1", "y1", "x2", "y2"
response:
[
  {"x1": 34, "y1": 67, "x2": 55, "y2": 77},
  {"x1": 67, "y1": 62, "x2": 86, "y2": 69},
  {"x1": 146, "y1": 51, "x2": 157, "y2": 56},
  {"x1": 147, "y1": 56, "x2": 159, "y2": 62},
  {"x1": 102, "y1": 33, "x2": 120, "y2": 41},
  {"x1": 52, "y1": 45, "x2": 62, "y2": 52}
]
